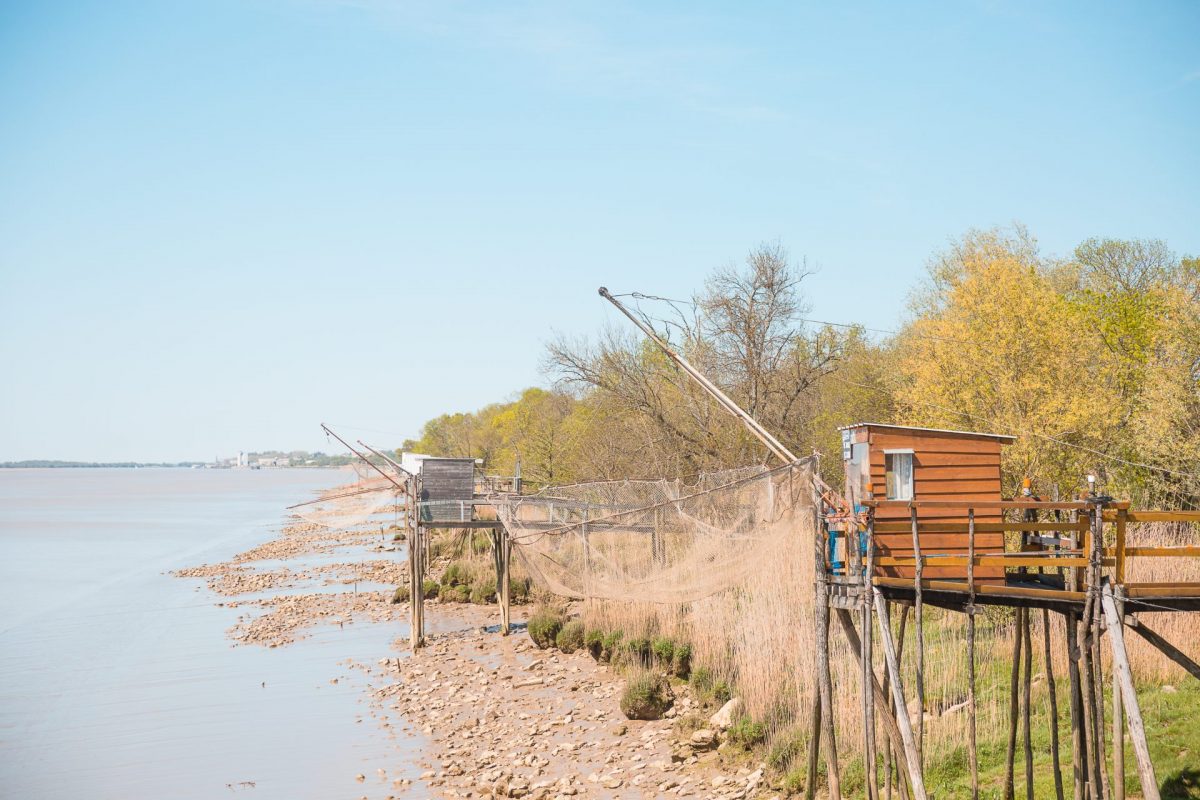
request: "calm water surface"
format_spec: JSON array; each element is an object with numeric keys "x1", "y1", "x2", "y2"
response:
[{"x1": 0, "y1": 468, "x2": 417, "y2": 799}]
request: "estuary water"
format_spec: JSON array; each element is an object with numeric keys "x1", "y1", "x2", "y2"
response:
[{"x1": 0, "y1": 467, "x2": 415, "y2": 799}]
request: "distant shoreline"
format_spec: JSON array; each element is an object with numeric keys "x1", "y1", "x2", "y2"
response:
[{"x1": 0, "y1": 462, "x2": 343, "y2": 469}]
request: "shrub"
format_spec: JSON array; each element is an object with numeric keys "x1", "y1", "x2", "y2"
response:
[
  {"x1": 527, "y1": 606, "x2": 568, "y2": 649},
  {"x1": 585, "y1": 629, "x2": 604, "y2": 660},
  {"x1": 712, "y1": 679, "x2": 732, "y2": 704},
  {"x1": 672, "y1": 642, "x2": 692, "y2": 678},
  {"x1": 391, "y1": 585, "x2": 410, "y2": 604},
  {"x1": 509, "y1": 577, "x2": 531, "y2": 604},
  {"x1": 556, "y1": 620, "x2": 586, "y2": 654},
  {"x1": 421, "y1": 579, "x2": 440, "y2": 599},
  {"x1": 441, "y1": 584, "x2": 469, "y2": 603},
  {"x1": 469, "y1": 577, "x2": 497, "y2": 604},
  {"x1": 782, "y1": 769, "x2": 806, "y2": 794},
  {"x1": 651, "y1": 636, "x2": 675, "y2": 666},
  {"x1": 441, "y1": 561, "x2": 471, "y2": 588},
  {"x1": 727, "y1": 715, "x2": 767, "y2": 749},
  {"x1": 689, "y1": 667, "x2": 714, "y2": 695},
  {"x1": 767, "y1": 726, "x2": 806, "y2": 771},
  {"x1": 619, "y1": 670, "x2": 673, "y2": 720},
  {"x1": 624, "y1": 637, "x2": 651, "y2": 666},
  {"x1": 600, "y1": 631, "x2": 624, "y2": 663},
  {"x1": 426, "y1": 536, "x2": 450, "y2": 561}
]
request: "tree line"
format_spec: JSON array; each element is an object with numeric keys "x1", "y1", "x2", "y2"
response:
[{"x1": 403, "y1": 227, "x2": 1199, "y2": 507}]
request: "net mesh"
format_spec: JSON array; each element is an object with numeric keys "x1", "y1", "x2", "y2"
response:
[
  {"x1": 289, "y1": 477, "x2": 404, "y2": 531},
  {"x1": 496, "y1": 459, "x2": 815, "y2": 604}
]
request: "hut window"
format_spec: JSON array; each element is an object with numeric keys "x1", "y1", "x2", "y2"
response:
[{"x1": 884, "y1": 450, "x2": 914, "y2": 501}]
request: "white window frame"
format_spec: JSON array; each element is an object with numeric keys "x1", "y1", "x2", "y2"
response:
[{"x1": 884, "y1": 449, "x2": 914, "y2": 501}]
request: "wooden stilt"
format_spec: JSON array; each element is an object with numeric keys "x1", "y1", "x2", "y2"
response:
[
  {"x1": 872, "y1": 589, "x2": 928, "y2": 800},
  {"x1": 817, "y1": 591, "x2": 841, "y2": 800},
  {"x1": 834, "y1": 609, "x2": 914, "y2": 800},
  {"x1": 409, "y1": 474, "x2": 423, "y2": 651},
  {"x1": 864, "y1": 515, "x2": 879, "y2": 800},
  {"x1": 884, "y1": 598, "x2": 895, "y2": 800},
  {"x1": 501, "y1": 528, "x2": 512, "y2": 635},
  {"x1": 1044, "y1": 608, "x2": 1066, "y2": 800},
  {"x1": 1066, "y1": 609, "x2": 1088, "y2": 800},
  {"x1": 1023, "y1": 608, "x2": 1034, "y2": 800},
  {"x1": 1005, "y1": 608, "x2": 1024, "y2": 800},
  {"x1": 1112, "y1": 591, "x2": 1125, "y2": 800},
  {"x1": 804, "y1": 685, "x2": 822, "y2": 800},
  {"x1": 909, "y1": 506, "x2": 925, "y2": 764},
  {"x1": 967, "y1": 508, "x2": 980, "y2": 800},
  {"x1": 1088, "y1": 505, "x2": 1110, "y2": 800},
  {"x1": 1101, "y1": 585, "x2": 1160, "y2": 800},
  {"x1": 811, "y1": 471, "x2": 841, "y2": 800},
  {"x1": 1093, "y1": 632, "x2": 1110, "y2": 800},
  {"x1": 1079, "y1": 621, "x2": 1102, "y2": 800},
  {"x1": 491, "y1": 528, "x2": 512, "y2": 635}
]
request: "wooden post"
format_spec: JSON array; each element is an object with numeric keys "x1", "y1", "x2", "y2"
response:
[
  {"x1": 408, "y1": 475, "x2": 425, "y2": 650},
  {"x1": 1112, "y1": 591, "x2": 1125, "y2": 800},
  {"x1": 890, "y1": 603, "x2": 912, "y2": 800},
  {"x1": 1044, "y1": 608, "x2": 1066, "y2": 800},
  {"x1": 1127, "y1": 622, "x2": 1200, "y2": 681},
  {"x1": 864, "y1": 511, "x2": 879, "y2": 800},
  {"x1": 1022, "y1": 608, "x2": 1034, "y2": 800},
  {"x1": 873, "y1": 589, "x2": 928, "y2": 800},
  {"x1": 1115, "y1": 508, "x2": 1127, "y2": 586},
  {"x1": 1102, "y1": 585, "x2": 1160, "y2": 800},
  {"x1": 582, "y1": 506, "x2": 591, "y2": 576},
  {"x1": 652, "y1": 506, "x2": 663, "y2": 566},
  {"x1": 883, "y1": 600, "x2": 893, "y2": 800},
  {"x1": 501, "y1": 527, "x2": 512, "y2": 635},
  {"x1": 804, "y1": 683, "x2": 822, "y2": 800},
  {"x1": 811, "y1": 462, "x2": 841, "y2": 800},
  {"x1": 909, "y1": 505, "x2": 925, "y2": 763},
  {"x1": 967, "y1": 508, "x2": 980, "y2": 800},
  {"x1": 1088, "y1": 503, "x2": 1109, "y2": 800},
  {"x1": 491, "y1": 527, "x2": 512, "y2": 635},
  {"x1": 1005, "y1": 609, "x2": 1024, "y2": 800},
  {"x1": 834, "y1": 609, "x2": 914, "y2": 800},
  {"x1": 1079, "y1": 621, "x2": 1101, "y2": 800},
  {"x1": 1066, "y1": 609, "x2": 1088, "y2": 800}
]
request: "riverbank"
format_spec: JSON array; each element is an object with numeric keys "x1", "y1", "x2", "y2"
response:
[{"x1": 176, "y1": 482, "x2": 780, "y2": 799}]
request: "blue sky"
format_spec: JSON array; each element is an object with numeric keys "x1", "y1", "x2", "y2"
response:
[{"x1": 1, "y1": 1, "x2": 1197, "y2": 462}]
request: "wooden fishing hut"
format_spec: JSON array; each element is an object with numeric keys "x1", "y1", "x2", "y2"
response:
[
  {"x1": 810, "y1": 422, "x2": 1200, "y2": 800},
  {"x1": 838, "y1": 423, "x2": 1013, "y2": 582}
]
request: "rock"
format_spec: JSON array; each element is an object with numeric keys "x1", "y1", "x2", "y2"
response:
[
  {"x1": 601, "y1": 776, "x2": 623, "y2": 789},
  {"x1": 355, "y1": 774, "x2": 366, "y2": 782},
  {"x1": 1163, "y1": 684, "x2": 1177, "y2": 693},
  {"x1": 709, "y1": 697, "x2": 743, "y2": 730},
  {"x1": 690, "y1": 729, "x2": 718, "y2": 749}
]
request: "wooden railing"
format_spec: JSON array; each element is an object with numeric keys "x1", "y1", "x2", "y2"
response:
[{"x1": 822, "y1": 498, "x2": 1200, "y2": 602}]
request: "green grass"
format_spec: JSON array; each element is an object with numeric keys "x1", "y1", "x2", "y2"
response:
[{"x1": 913, "y1": 679, "x2": 1200, "y2": 799}]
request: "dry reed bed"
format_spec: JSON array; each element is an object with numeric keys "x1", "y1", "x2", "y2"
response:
[{"x1": 575, "y1": 512, "x2": 1200, "y2": 779}]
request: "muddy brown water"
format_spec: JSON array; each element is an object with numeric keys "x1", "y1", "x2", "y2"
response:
[{"x1": 0, "y1": 467, "x2": 422, "y2": 799}]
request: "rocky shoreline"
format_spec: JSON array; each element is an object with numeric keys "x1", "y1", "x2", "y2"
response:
[{"x1": 174, "y1": 497, "x2": 781, "y2": 800}]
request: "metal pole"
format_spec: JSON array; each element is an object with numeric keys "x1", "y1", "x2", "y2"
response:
[{"x1": 598, "y1": 287, "x2": 798, "y2": 464}]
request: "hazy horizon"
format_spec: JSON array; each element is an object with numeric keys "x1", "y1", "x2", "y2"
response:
[{"x1": 2, "y1": 1, "x2": 1197, "y2": 462}]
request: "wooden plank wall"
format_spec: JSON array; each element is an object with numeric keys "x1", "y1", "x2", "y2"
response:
[
  {"x1": 420, "y1": 459, "x2": 476, "y2": 522},
  {"x1": 862, "y1": 428, "x2": 1007, "y2": 580}
]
